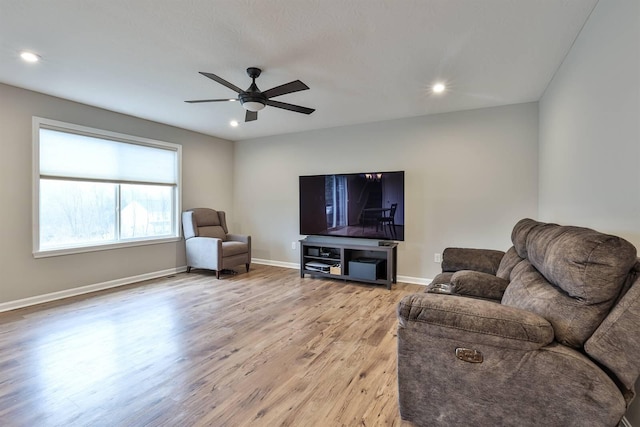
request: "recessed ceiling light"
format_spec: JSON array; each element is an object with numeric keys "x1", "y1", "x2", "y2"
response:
[
  {"x1": 20, "y1": 51, "x2": 40, "y2": 63},
  {"x1": 230, "y1": 120, "x2": 239, "y2": 127},
  {"x1": 432, "y1": 83, "x2": 446, "y2": 93}
]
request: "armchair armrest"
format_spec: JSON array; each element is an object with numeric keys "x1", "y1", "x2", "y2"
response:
[
  {"x1": 185, "y1": 236, "x2": 223, "y2": 267},
  {"x1": 450, "y1": 270, "x2": 509, "y2": 301},
  {"x1": 441, "y1": 247, "x2": 505, "y2": 275},
  {"x1": 227, "y1": 233, "x2": 250, "y2": 244},
  {"x1": 397, "y1": 293, "x2": 554, "y2": 350}
]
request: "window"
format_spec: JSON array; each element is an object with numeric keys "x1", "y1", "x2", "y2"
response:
[{"x1": 33, "y1": 117, "x2": 181, "y2": 257}]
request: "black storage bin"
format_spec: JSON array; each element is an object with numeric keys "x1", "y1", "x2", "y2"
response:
[{"x1": 348, "y1": 258, "x2": 385, "y2": 280}]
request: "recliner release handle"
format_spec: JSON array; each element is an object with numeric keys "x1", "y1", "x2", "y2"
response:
[{"x1": 455, "y1": 347, "x2": 483, "y2": 363}]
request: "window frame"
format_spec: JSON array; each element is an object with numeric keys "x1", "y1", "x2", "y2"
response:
[{"x1": 32, "y1": 117, "x2": 182, "y2": 258}]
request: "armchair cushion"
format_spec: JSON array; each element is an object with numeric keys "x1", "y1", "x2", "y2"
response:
[
  {"x1": 193, "y1": 207, "x2": 222, "y2": 227},
  {"x1": 189, "y1": 208, "x2": 227, "y2": 240},
  {"x1": 450, "y1": 270, "x2": 510, "y2": 301},
  {"x1": 441, "y1": 247, "x2": 505, "y2": 275},
  {"x1": 199, "y1": 225, "x2": 227, "y2": 240},
  {"x1": 221, "y1": 240, "x2": 249, "y2": 257}
]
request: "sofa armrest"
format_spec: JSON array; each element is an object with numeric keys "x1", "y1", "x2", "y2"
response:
[
  {"x1": 397, "y1": 293, "x2": 554, "y2": 350},
  {"x1": 441, "y1": 247, "x2": 505, "y2": 275},
  {"x1": 450, "y1": 270, "x2": 509, "y2": 301}
]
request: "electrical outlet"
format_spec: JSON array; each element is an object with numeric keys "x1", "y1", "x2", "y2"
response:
[
  {"x1": 434, "y1": 253, "x2": 442, "y2": 263},
  {"x1": 292, "y1": 241, "x2": 297, "y2": 250}
]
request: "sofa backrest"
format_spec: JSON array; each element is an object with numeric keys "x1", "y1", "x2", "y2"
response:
[
  {"x1": 501, "y1": 219, "x2": 637, "y2": 348},
  {"x1": 182, "y1": 208, "x2": 228, "y2": 241},
  {"x1": 442, "y1": 247, "x2": 505, "y2": 275}
]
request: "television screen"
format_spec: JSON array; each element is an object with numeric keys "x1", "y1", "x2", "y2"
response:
[{"x1": 299, "y1": 171, "x2": 405, "y2": 241}]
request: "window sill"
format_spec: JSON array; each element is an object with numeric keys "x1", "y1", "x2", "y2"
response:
[{"x1": 33, "y1": 236, "x2": 182, "y2": 258}]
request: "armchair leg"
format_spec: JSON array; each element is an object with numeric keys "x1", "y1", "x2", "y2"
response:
[
  {"x1": 186, "y1": 266, "x2": 191, "y2": 273},
  {"x1": 246, "y1": 263, "x2": 250, "y2": 272},
  {"x1": 216, "y1": 270, "x2": 220, "y2": 279}
]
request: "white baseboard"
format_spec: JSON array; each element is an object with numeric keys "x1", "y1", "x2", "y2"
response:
[
  {"x1": 252, "y1": 258, "x2": 299, "y2": 269},
  {"x1": 0, "y1": 261, "x2": 430, "y2": 313},
  {"x1": 0, "y1": 266, "x2": 187, "y2": 313},
  {"x1": 398, "y1": 275, "x2": 430, "y2": 286},
  {"x1": 252, "y1": 258, "x2": 430, "y2": 286},
  {"x1": 621, "y1": 416, "x2": 632, "y2": 427}
]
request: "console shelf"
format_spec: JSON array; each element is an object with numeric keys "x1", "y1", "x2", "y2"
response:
[{"x1": 299, "y1": 239, "x2": 398, "y2": 289}]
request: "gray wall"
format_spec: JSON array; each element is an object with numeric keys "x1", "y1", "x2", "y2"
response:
[
  {"x1": 234, "y1": 102, "x2": 539, "y2": 281},
  {"x1": 538, "y1": 0, "x2": 640, "y2": 423},
  {"x1": 539, "y1": 0, "x2": 640, "y2": 247},
  {"x1": 0, "y1": 83, "x2": 234, "y2": 305}
]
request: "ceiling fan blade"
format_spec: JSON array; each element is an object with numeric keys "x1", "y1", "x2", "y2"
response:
[
  {"x1": 262, "y1": 80, "x2": 309, "y2": 99},
  {"x1": 245, "y1": 110, "x2": 258, "y2": 122},
  {"x1": 266, "y1": 99, "x2": 315, "y2": 115},
  {"x1": 185, "y1": 98, "x2": 237, "y2": 103},
  {"x1": 199, "y1": 72, "x2": 243, "y2": 93}
]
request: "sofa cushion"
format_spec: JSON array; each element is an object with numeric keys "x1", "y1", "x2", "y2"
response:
[
  {"x1": 496, "y1": 246, "x2": 522, "y2": 280},
  {"x1": 398, "y1": 293, "x2": 554, "y2": 350},
  {"x1": 450, "y1": 270, "x2": 510, "y2": 301},
  {"x1": 503, "y1": 261, "x2": 614, "y2": 348},
  {"x1": 429, "y1": 272, "x2": 454, "y2": 287},
  {"x1": 503, "y1": 219, "x2": 637, "y2": 348}
]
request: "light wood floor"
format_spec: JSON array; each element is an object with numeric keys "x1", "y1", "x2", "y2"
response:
[{"x1": 0, "y1": 265, "x2": 423, "y2": 426}]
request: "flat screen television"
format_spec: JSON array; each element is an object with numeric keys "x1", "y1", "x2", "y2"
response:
[{"x1": 299, "y1": 171, "x2": 405, "y2": 241}]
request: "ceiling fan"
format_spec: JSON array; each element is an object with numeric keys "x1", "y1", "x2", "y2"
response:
[{"x1": 185, "y1": 67, "x2": 315, "y2": 122}]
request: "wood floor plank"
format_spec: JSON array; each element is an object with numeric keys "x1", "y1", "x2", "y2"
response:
[{"x1": 0, "y1": 265, "x2": 422, "y2": 426}]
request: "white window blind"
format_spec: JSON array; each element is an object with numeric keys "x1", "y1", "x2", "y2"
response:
[{"x1": 40, "y1": 128, "x2": 178, "y2": 185}]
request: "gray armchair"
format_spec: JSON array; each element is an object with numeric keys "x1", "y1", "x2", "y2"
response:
[
  {"x1": 398, "y1": 218, "x2": 640, "y2": 426},
  {"x1": 182, "y1": 208, "x2": 251, "y2": 279}
]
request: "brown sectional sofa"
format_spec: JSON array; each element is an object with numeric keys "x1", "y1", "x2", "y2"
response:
[{"x1": 397, "y1": 218, "x2": 640, "y2": 426}]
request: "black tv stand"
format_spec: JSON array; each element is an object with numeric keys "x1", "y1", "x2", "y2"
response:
[{"x1": 299, "y1": 238, "x2": 398, "y2": 289}]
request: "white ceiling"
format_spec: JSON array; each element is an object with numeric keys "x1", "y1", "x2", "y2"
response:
[{"x1": 0, "y1": 0, "x2": 598, "y2": 142}]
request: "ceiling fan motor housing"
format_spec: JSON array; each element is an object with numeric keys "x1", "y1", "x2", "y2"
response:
[{"x1": 240, "y1": 68, "x2": 266, "y2": 111}]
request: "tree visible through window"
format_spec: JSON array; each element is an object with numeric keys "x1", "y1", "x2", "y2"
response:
[{"x1": 34, "y1": 118, "x2": 181, "y2": 256}]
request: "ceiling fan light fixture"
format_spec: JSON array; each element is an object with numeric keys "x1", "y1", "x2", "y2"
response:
[{"x1": 242, "y1": 101, "x2": 266, "y2": 112}]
